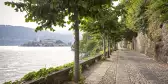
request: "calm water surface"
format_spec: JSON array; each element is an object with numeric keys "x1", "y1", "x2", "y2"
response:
[{"x1": 0, "y1": 46, "x2": 74, "y2": 83}]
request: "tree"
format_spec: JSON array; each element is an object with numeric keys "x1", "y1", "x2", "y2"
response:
[
  {"x1": 81, "y1": 4, "x2": 123, "y2": 58},
  {"x1": 5, "y1": 0, "x2": 112, "y2": 83},
  {"x1": 119, "y1": 0, "x2": 149, "y2": 33},
  {"x1": 81, "y1": 5, "x2": 113, "y2": 58},
  {"x1": 81, "y1": 17, "x2": 107, "y2": 57},
  {"x1": 79, "y1": 32, "x2": 103, "y2": 57}
]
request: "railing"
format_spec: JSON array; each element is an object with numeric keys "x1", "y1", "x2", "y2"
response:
[{"x1": 24, "y1": 54, "x2": 104, "y2": 84}]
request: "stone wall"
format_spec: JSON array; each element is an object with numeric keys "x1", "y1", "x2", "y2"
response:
[
  {"x1": 156, "y1": 23, "x2": 168, "y2": 63},
  {"x1": 132, "y1": 23, "x2": 168, "y2": 63},
  {"x1": 133, "y1": 32, "x2": 155, "y2": 58},
  {"x1": 135, "y1": 32, "x2": 147, "y2": 53},
  {"x1": 24, "y1": 54, "x2": 104, "y2": 84}
]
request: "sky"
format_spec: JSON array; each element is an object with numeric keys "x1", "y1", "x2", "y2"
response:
[
  {"x1": 0, "y1": 0, "x2": 119, "y2": 34},
  {"x1": 0, "y1": 0, "x2": 73, "y2": 34},
  {"x1": 0, "y1": 0, "x2": 38, "y2": 28}
]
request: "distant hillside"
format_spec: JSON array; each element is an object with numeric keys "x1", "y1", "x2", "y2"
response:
[{"x1": 0, "y1": 25, "x2": 74, "y2": 46}]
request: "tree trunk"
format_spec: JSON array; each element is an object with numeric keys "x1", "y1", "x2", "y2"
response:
[
  {"x1": 107, "y1": 36, "x2": 110, "y2": 58},
  {"x1": 132, "y1": 36, "x2": 136, "y2": 50},
  {"x1": 102, "y1": 25, "x2": 106, "y2": 58},
  {"x1": 110, "y1": 40, "x2": 113, "y2": 52},
  {"x1": 123, "y1": 38, "x2": 127, "y2": 48},
  {"x1": 114, "y1": 41, "x2": 117, "y2": 50},
  {"x1": 109, "y1": 39, "x2": 111, "y2": 57},
  {"x1": 74, "y1": 7, "x2": 79, "y2": 83},
  {"x1": 103, "y1": 35, "x2": 106, "y2": 58}
]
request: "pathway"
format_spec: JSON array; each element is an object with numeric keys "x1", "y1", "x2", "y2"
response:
[{"x1": 83, "y1": 49, "x2": 168, "y2": 84}]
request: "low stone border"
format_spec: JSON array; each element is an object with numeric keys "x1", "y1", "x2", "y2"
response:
[{"x1": 24, "y1": 54, "x2": 104, "y2": 84}]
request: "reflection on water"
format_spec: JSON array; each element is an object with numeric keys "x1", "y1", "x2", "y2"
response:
[{"x1": 0, "y1": 46, "x2": 74, "y2": 83}]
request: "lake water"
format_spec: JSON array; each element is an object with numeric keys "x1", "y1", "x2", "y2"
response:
[{"x1": 0, "y1": 46, "x2": 74, "y2": 83}]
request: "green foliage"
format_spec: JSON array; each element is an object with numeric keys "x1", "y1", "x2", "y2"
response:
[
  {"x1": 145, "y1": 0, "x2": 168, "y2": 41},
  {"x1": 81, "y1": 4, "x2": 123, "y2": 40},
  {"x1": 82, "y1": 57, "x2": 90, "y2": 61},
  {"x1": 4, "y1": 0, "x2": 112, "y2": 31},
  {"x1": 4, "y1": 62, "x2": 74, "y2": 84},
  {"x1": 121, "y1": 0, "x2": 168, "y2": 41},
  {"x1": 85, "y1": 40, "x2": 97, "y2": 52},
  {"x1": 79, "y1": 4, "x2": 124, "y2": 59},
  {"x1": 123, "y1": 28, "x2": 137, "y2": 42},
  {"x1": 79, "y1": 33, "x2": 90, "y2": 53},
  {"x1": 101, "y1": 54, "x2": 106, "y2": 60},
  {"x1": 80, "y1": 5, "x2": 119, "y2": 36},
  {"x1": 146, "y1": 0, "x2": 168, "y2": 23},
  {"x1": 4, "y1": 0, "x2": 134, "y2": 83},
  {"x1": 121, "y1": 0, "x2": 148, "y2": 32},
  {"x1": 121, "y1": 0, "x2": 168, "y2": 38},
  {"x1": 3, "y1": 80, "x2": 20, "y2": 84},
  {"x1": 69, "y1": 66, "x2": 84, "y2": 84},
  {"x1": 4, "y1": 0, "x2": 114, "y2": 83},
  {"x1": 79, "y1": 32, "x2": 101, "y2": 55},
  {"x1": 21, "y1": 71, "x2": 37, "y2": 81}
]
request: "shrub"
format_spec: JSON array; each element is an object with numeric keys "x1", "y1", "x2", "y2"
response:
[{"x1": 4, "y1": 62, "x2": 74, "y2": 84}]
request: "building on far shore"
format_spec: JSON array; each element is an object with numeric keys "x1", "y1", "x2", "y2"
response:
[{"x1": 21, "y1": 39, "x2": 68, "y2": 47}]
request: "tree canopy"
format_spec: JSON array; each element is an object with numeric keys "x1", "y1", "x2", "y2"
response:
[
  {"x1": 5, "y1": 0, "x2": 112, "y2": 31},
  {"x1": 4, "y1": 0, "x2": 116, "y2": 83}
]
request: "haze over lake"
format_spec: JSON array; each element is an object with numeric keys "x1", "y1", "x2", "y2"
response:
[{"x1": 0, "y1": 46, "x2": 74, "y2": 83}]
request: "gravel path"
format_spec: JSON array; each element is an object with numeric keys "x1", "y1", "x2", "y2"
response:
[{"x1": 83, "y1": 50, "x2": 168, "y2": 84}]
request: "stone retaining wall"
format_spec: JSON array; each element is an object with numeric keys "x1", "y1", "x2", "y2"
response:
[
  {"x1": 130, "y1": 23, "x2": 168, "y2": 63},
  {"x1": 24, "y1": 53, "x2": 105, "y2": 84}
]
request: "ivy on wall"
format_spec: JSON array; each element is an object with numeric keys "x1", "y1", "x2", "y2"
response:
[{"x1": 121, "y1": 0, "x2": 168, "y2": 41}]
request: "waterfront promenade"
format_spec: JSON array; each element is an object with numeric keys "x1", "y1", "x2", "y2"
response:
[{"x1": 83, "y1": 50, "x2": 168, "y2": 84}]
